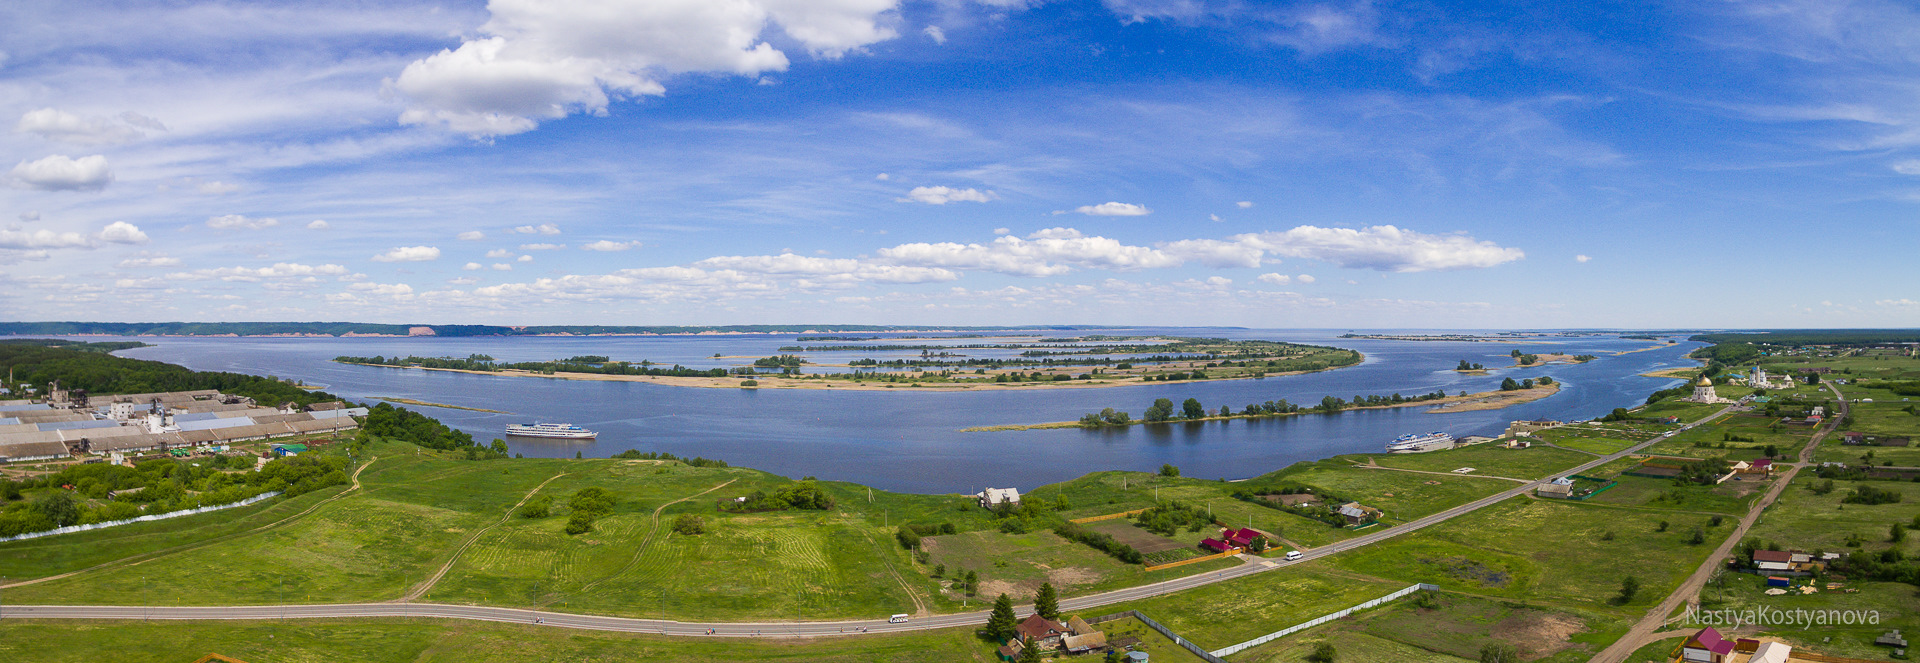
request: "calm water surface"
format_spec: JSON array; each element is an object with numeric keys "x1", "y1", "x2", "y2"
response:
[{"x1": 74, "y1": 329, "x2": 1700, "y2": 494}]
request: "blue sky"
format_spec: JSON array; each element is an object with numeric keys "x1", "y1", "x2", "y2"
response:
[{"x1": 1, "y1": 0, "x2": 1916, "y2": 328}]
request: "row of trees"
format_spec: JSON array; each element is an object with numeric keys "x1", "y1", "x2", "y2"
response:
[
  {"x1": 721, "y1": 482, "x2": 835, "y2": 512},
  {"x1": 0, "y1": 454, "x2": 348, "y2": 537}
]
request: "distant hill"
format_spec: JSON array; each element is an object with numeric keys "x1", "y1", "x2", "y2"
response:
[{"x1": 0, "y1": 321, "x2": 1123, "y2": 338}]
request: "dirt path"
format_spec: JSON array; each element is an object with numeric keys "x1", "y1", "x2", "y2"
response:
[
  {"x1": 574, "y1": 478, "x2": 737, "y2": 599},
  {"x1": 863, "y1": 530, "x2": 931, "y2": 617},
  {"x1": 2, "y1": 455, "x2": 381, "y2": 590},
  {"x1": 1588, "y1": 390, "x2": 1841, "y2": 663},
  {"x1": 399, "y1": 470, "x2": 570, "y2": 602}
]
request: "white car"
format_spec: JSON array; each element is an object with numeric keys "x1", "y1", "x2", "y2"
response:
[
  {"x1": 1285, "y1": 550, "x2": 1303, "y2": 561},
  {"x1": 888, "y1": 614, "x2": 910, "y2": 624}
]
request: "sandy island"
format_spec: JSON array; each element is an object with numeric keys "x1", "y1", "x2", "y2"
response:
[
  {"x1": 335, "y1": 359, "x2": 1363, "y2": 393},
  {"x1": 963, "y1": 382, "x2": 1562, "y2": 432}
]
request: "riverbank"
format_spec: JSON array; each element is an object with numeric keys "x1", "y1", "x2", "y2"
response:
[
  {"x1": 370, "y1": 396, "x2": 509, "y2": 414},
  {"x1": 963, "y1": 382, "x2": 1563, "y2": 432},
  {"x1": 331, "y1": 356, "x2": 1367, "y2": 392}
]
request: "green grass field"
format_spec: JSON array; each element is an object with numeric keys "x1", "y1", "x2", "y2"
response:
[
  {"x1": 1327, "y1": 498, "x2": 1723, "y2": 611},
  {"x1": 0, "y1": 618, "x2": 999, "y2": 663},
  {"x1": 1697, "y1": 572, "x2": 1920, "y2": 660},
  {"x1": 1098, "y1": 560, "x2": 1405, "y2": 650},
  {"x1": 1350, "y1": 444, "x2": 1594, "y2": 480},
  {"x1": 1581, "y1": 473, "x2": 1761, "y2": 515},
  {"x1": 1231, "y1": 592, "x2": 1627, "y2": 663},
  {"x1": 1746, "y1": 472, "x2": 1920, "y2": 555},
  {"x1": 1258, "y1": 461, "x2": 1517, "y2": 524}
]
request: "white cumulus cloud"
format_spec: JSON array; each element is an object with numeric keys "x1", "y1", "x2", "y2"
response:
[
  {"x1": 372, "y1": 246, "x2": 442, "y2": 262},
  {"x1": 196, "y1": 181, "x2": 240, "y2": 194},
  {"x1": 901, "y1": 185, "x2": 995, "y2": 204},
  {"x1": 390, "y1": 0, "x2": 901, "y2": 135},
  {"x1": 581, "y1": 240, "x2": 642, "y2": 251},
  {"x1": 1258, "y1": 273, "x2": 1291, "y2": 285},
  {"x1": 1297, "y1": 274, "x2": 1316, "y2": 283},
  {"x1": 307, "y1": 220, "x2": 331, "y2": 230},
  {"x1": 9, "y1": 154, "x2": 113, "y2": 191},
  {"x1": 463, "y1": 262, "x2": 484, "y2": 271},
  {"x1": 1071, "y1": 202, "x2": 1151, "y2": 216},
  {"x1": 169, "y1": 263, "x2": 349, "y2": 282},
  {"x1": 1233, "y1": 225, "x2": 1524, "y2": 272},
  {"x1": 207, "y1": 214, "x2": 279, "y2": 230},
  {"x1": 511, "y1": 223, "x2": 561, "y2": 235},
  {"x1": 1575, "y1": 254, "x2": 1591, "y2": 263},
  {"x1": 14, "y1": 108, "x2": 151, "y2": 145},
  {"x1": 519, "y1": 242, "x2": 565, "y2": 250},
  {"x1": 458, "y1": 230, "x2": 487, "y2": 240},
  {"x1": 486, "y1": 248, "x2": 514, "y2": 258},
  {"x1": 117, "y1": 254, "x2": 180, "y2": 268},
  {"x1": 98, "y1": 221, "x2": 148, "y2": 244}
]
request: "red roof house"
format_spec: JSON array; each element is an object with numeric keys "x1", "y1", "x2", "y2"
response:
[
  {"x1": 1223, "y1": 528, "x2": 1263, "y2": 548},
  {"x1": 1680, "y1": 627, "x2": 1736, "y2": 663},
  {"x1": 1015, "y1": 614, "x2": 1069, "y2": 649},
  {"x1": 1200, "y1": 538, "x2": 1233, "y2": 553}
]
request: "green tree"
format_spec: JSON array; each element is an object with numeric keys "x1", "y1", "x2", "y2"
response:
[
  {"x1": 1480, "y1": 642, "x2": 1521, "y2": 663},
  {"x1": 564, "y1": 511, "x2": 594, "y2": 535},
  {"x1": 671, "y1": 514, "x2": 706, "y2": 535},
  {"x1": 1688, "y1": 527, "x2": 1706, "y2": 545},
  {"x1": 35, "y1": 491, "x2": 80, "y2": 528},
  {"x1": 985, "y1": 593, "x2": 1018, "y2": 643},
  {"x1": 1617, "y1": 575, "x2": 1641, "y2": 604},
  {"x1": 1144, "y1": 398, "x2": 1175, "y2": 422},
  {"x1": 1181, "y1": 397, "x2": 1206, "y2": 419},
  {"x1": 1159, "y1": 464, "x2": 1180, "y2": 478},
  {"x1": 1034, "y1": 582, "x2": 1060, "y2": 621},
  {"x1": 1306, "y1": 642, "x2": 1337, "y2": 663},
  {"x1": 1018, "y1": 640, "x2": 1043, "y2": 663},
  {"x1": 966, "y1": 570, "x2": 980, "y2": 595},
  {"x1": 1892, "y1": 522, "x2": 1907, "y2": 544},
  {"x1": 1500, "y1": 377, "x2": 1520, "y2": 391}
]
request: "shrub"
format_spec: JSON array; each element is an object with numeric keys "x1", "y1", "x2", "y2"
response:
[{"x1": 671, "y1": 514, "x2": 706, "y2": 536}]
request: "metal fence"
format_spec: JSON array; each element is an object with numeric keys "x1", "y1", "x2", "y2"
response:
[
  {"x1": 1208, "y1": 583, "x2": 1439, "y2": 658},
  {"x1": 1083, "y1": 609, "x2": 1230, "y2": 663},
  {"x1": 0, "y1": 490, "x2": 281, "y2": 543}
]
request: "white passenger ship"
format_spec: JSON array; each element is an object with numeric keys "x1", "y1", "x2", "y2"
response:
[
  {"x1": 1386, "y1": 431, "x2": 1455, "y2": 453},
  {"x1": 504, "y1": 422, "x2": 598, "y2": 439}
]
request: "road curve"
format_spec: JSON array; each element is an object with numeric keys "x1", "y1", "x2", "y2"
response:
[{"x1": 0, "y1": 411, "x2": 1727, "y2": 638}]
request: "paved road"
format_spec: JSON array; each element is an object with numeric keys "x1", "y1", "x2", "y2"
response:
[
  {"x1": 0, "y1": 412, "x2": 1729, "y2": 638},
  {"x1": 1588, "y1": 385, "x2": 1844, "y2": 663}
]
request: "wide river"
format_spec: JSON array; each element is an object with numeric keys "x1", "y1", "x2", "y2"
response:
[{"x1": 80, "y1": 329, "x2": 1698, "y2": 494}]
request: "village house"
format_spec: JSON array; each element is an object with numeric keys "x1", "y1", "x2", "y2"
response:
[
  {"x1": 1060, "y1": 616, "x2": 1109, "y2": 655},
  {"x1": 1752, "y1": 550, "x2": 1824, "y2": 573},
  {"x1": 1680, "y1": 627, "x2": 1737, "y2": 663},
  {"x1": 1222, "y1": 527, "x2": 1265, "y2": 549},
  {"x1": 1536, "y1": 476, "x2": 1574, "y2": 498},
  {"x1": 976, "y1": 487, "x2": 1021, "y2": 509},
  {"x1": 1336, "y1": 502, "x2": 1381, "y2": 526},
  {"x1": 1015, "y1": 614, "x2": 1069, "y2": 650}
]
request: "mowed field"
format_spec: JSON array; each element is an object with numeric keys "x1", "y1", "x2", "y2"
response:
[
  {"x1": 918, "y1": 527, "x2": 1237, "y2": 605},
  {"x1": 0, "y1": 618, "x2": 997, "y2": 663},
  {"x1": 1326, "y1": 498, "x2": 1724, "y2": 611},
  {"x1": 1233, "y1": 592, "x2": 1627, "y2": 663}
]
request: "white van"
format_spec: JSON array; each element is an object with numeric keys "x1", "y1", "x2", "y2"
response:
[
  {"x1": 1285, "y1": 550, "x2": 1303, "y2": 561},
  {"x1": 888, "y1": 614, "x2": 910, "y2": 624}
]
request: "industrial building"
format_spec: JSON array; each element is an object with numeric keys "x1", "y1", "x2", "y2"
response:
[{"x1": 0, "y1": 386, "x2": 365, "y2": 463}]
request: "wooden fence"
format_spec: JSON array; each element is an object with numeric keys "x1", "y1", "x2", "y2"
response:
[
  {"x1": 1143, "y1": 549, "x2": 1239, "y2": 572},
  {"x1": 1069, "y1": 509, "x2": 1148, "y2": 524}
]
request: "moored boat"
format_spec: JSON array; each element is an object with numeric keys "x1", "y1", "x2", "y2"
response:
[{"x1": 505, "y1": 422, "x2": 598, "y2": 439}]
